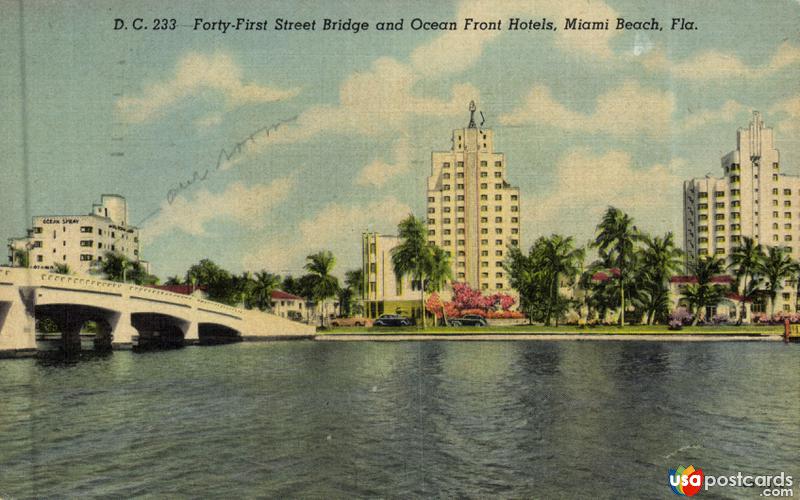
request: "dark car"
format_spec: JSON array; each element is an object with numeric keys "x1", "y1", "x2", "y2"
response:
[
  {"x1": 449, "y1": 315, "x2": 488, "y2": 327},
  {"x1": 373, "y1": 314, "x2": 413, "y2": 327}
]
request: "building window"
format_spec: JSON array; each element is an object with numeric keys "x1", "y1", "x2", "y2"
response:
[
  {"x1": 511, "y1": 206, "x2": 519, "y2": 212},
  {"x1": 457, "y1": 228, "x2": 465, "y2": 235},
  {"x1": 481, "y1": 250, "x2": 488, "y2": 256},
  {"x1": 495, "y1": 194, "x2": 502, "y2": 201},
  {"x1": 428, "y1": 218, "x2": 435, "y2": 225},
  {"x1": 495, "y1": 239, "x2": 503, "y2": 245},
  {"x1": 457, "y1": 217, "x2": 464, "y2": 223},
  {"x1": 80, "y1": 240, "x2": 93, "y2": 247},
  {"x1": 428, "y1": 207, "x2": 435, "y2": 213},
  {"x1": 495, "y1": 228, "x2": 503, "y2": 234},
  {"x1": 698, "y1": 203, "x2": 708, "y2": 210},
  {"x1": 715, "y1": 191, "x2": 725, "y2": 197},
  {"x1": 80, "y1": 226, "x2": 92, "y2": 233},
  {"x1": 481, "y1": 217, "x2": 488, "y2": 223},
  {"x1": 457, "y1": 161, "x2": 464, "y2": 168},
  {"x1": 443, "y1": 218, "x2": 451, "y2": 224},
  {"x1": 482, "y1": 283, "x2": 489, "y2": 290},
  {"x1": 496, "y1": 272, "x2": 503, "y2": 278},
  {"x1": 511, "y1": 228, "x2": 519, "y2": 234},
  {"x1": 428, "y1": 230, "x2": 435, "y2": 236},
  {"x1": 494, "y1": 183, "x2": 502, "y2": 189},
  {"x1": 785, "y1": 200, "x2": 792, "y2": 207},
  {"x1": 698, "y1": 192, "x2": 708, "y2": 198},
  {"x1": 784, "y1": 188, "x2": 792, "y2": 196},
  {"x1": 715, "y1": 203, "x2": 725, "y2": 209},
  {"x1": 80, "y1": 254, "x2": 93, "y2": 261},
  {"x1": 481, "y1": 205, "x2": 488, "y2": 212},
  {"x1": 457, "y1": 184, "x2": 464, "y2": 190},
  {"x1": 32, "y1": 240, "x2": 42, "y2": 248},
  {"x1": 482, "y1": 261, "x2": 489, "y2": 267},
  {"x1": 495, "y1": 206, "x2": 502, "y2": 212},
  {"x1": 495, "y1": 250, "x2": 503, "y2": 256},
  {"x1": 428, "y1": 196, "x2": 435, "y2": 203},
  {"x1": 480, "y1": 160, "x2": 487, "y2": 167},
  {"x1": 443, "y1": 162, "x2": 450, "y2": 168},
  {"x1": 457, "y1": 172, "x2": 464, "y2": 178},
  {"x1": 481, "y1": 239, "x2": 488, "y2": 245},
  {"x1": 786, "y1": 235, "x2": 793, "y2": 242},
  {"x1": 444, "y1": 240, "x2": 451, "y2": 246},
  {"x1": 511, "y1": 239, "x2": 519, "y2": 246},
  {"x1": 443, "y1": 184, "x2": 450, "y2": 190},
  {"x1": 458, "y1": 239, "x2": 465, "y2": 245},
  {"x1": 785, "y1": 212, "x2": 792, "y2": 219},
  {"x1": 715, "y1": 248, "x2": 725, "y2": 255},
  {"x1": 715, "y1": 224, "x2": 725, "y2": 231},
  {"x1": 511, "y1": 217, "x2": 518, "y2": 223},
  {"x1": 480, "y1": 172, "x2": 488, "y2": 178},
  {"x1": 444, "y1": 196, "x2": 451, "y2": 202},
  {"x1": 37, "y1": 255, "x2": 43, "y2": 262},
  {"x1": 481, "y1": 228, "x2": 488, "y2": 234},
  {"x1": 480, "y1": 183, "x2": 488, "y2": 189},
  {"x1": 494, "y1": 172, "x2": 502, "y2": 178},
  {"x1": 457, "y1": 206, "x2": 464, "y2": 212},
  {"x1": 495, "y1": 217, "x2": 502, "y2": 223},
  {"x1": 495, "y1": 161, "x2": 502, "y2": 167},
  {"x1": 511, "y1": 195, "x2": 518, "y2": 201}
]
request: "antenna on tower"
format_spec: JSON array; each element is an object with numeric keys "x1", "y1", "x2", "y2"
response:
[{"x1": 468, "y1": 101, "x2": 476, "y2": 128}]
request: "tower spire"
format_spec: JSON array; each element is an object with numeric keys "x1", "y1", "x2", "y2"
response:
[{"x1": 468, "y1": 101, "x2": 476, "y2": 128}]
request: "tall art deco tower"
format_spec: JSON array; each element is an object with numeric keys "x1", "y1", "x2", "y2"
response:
[{"x1": 426, "y1": 102, "x2": 521, "y2": 292}]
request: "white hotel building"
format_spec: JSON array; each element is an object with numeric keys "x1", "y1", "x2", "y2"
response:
[
  {"x1": 7, "y1": 195, "x2": 147, "y2": 275},
  {"x1": 426, "y1": 102, "x2": 521, "y2": 292},
  {"x1": 683, "y1": 112, "x2": 800, "y2": 313}
]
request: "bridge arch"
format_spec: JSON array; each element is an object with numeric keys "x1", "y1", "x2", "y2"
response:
[
  {"x1": 198, "y1": 322, "x2": 241, "y2": 345},
  {"x1": 35, "y1": 303, "x2": 118, "y2": 353},
  {"x1": 130, "y1": 312, "x2": 191, "y2": 350}
]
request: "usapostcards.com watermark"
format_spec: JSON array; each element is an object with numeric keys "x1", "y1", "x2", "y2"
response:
[{"x1": 669, "y1": 465, "x2": 795, "y2": 497}]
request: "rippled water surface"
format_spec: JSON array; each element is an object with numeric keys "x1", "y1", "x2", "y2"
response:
[{"x1": 0, "y1": 341, "x2": 798, "y2": 498}]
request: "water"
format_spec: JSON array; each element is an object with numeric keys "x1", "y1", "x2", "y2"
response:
[{"x1": 0, "y1": 341, "x2": 797, "y2": 498}]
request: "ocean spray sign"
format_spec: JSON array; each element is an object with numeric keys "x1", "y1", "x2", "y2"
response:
[{"x1": 41, "y1": 218, "x2": 80, "y2": 224}]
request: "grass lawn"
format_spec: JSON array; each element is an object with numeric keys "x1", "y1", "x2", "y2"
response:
[{"x1": 318, "y1": 324, "x2": 786, "y2": 336}]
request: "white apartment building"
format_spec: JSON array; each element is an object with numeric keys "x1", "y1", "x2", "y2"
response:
[
  {"x1": 362, "y1": 232, "x2": 420, "y2": 319},
  {"x1": 426, "y1": 102, "x2": 521, "y2": 292},
  {"x1": 683, "y1": 111, "x2": 799, "y2": 313},
  {"x1": 7, "y1": 194, "x2": 147, "y2": 275}
]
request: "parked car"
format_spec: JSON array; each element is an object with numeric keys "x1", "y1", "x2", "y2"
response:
[
  {"x1": 329, "y1": 317, "x2": 373, "y2": 327},
  {"x1": 373, "y1": 314, "x2": 413, "y2": 327},
  {"x1": 449, "y1": 315, "x2": 488, "y2": 327}
]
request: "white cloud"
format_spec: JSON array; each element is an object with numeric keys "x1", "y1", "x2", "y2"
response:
[
  {"x1": 500, "y1": 81, "x2": 675, "y2": 138},
  {"x1": 222, "y1": 57, "x2": 479, "y2": 165},
  {"x1": 117, "y1": 52, "x2": 300, "y2": 123},
  {"x1": 522, "y1": 149, "x2": 685, "y2": 244},
  {"x1": 641, "y1": 41, "x2": 800, "y2": 81},
  {"x1": 242, "y1": 196, "x2": 412, "y2": 274},
  {"x1": 771, "y1": 95, "x2": 800, "y2": 137},
  {"x1": 410, "y1": 0, "x2": 620, "y2": 79},
  {"x1": 683, "y1": 100, "x2": 746, "y2": 130},
  {"x1": 141, "y1": 177, "x2": 295, "y2": 244},
  {"x1": 355, "y1": 136, "x2": 412, "y2": 187}
]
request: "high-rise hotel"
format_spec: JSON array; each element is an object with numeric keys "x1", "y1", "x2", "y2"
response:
[
  {"x1": 426, "y1": 102, "x2": 521, "y2": 292},
  {"x1": 683, "y1": 112, "x2": 800, "y2": 262}
]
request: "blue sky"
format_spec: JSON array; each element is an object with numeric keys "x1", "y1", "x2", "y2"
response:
[{"x1": 2, "y1": 0, "x2": 799, "y2": 279}]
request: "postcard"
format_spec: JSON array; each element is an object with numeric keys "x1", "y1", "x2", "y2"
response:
[{"x1": 1, "y1": 0, "x2": 798, "y2": 497}]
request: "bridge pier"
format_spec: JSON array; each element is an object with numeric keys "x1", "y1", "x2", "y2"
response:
[
  {"x1": 183, "y1": 321, "x2": 199, "y2": 346},
  {"x1": 110, "y1": 311, "x2": 138, "y2": 351},
  {"x1": 0, "y1": 295, "x2": 37, "y2": 357}
]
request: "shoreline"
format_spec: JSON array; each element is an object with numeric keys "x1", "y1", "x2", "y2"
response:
[{"x1": 315, "y1": 333, "x2": 788, "y2": 342}]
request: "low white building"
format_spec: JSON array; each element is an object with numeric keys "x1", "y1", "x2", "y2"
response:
[
  {"x1": 270, "y1": 290, "x2": 305, "y2": 321},
  {"x1": 7, "y1": 194, "x2": 148, "y2": 275}
]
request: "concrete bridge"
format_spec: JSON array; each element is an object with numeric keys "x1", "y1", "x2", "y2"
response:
[{"x1": 0, "y1": 267, "x2": 315, "y2": 357}]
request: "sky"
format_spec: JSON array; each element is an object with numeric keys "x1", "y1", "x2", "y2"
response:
[{"x1": 1, "y1": 0, "x2": 799, "y2": 279}]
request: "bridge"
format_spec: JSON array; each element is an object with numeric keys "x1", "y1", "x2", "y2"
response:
[{"x1": 0, "y1": 267, "x2": 315, "y2": 356}]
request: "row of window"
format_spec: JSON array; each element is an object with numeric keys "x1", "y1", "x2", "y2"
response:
[
  {"x1": 441, "y1": 160, "x2": 503, "y2": 168},
  {"x1": 437, "y1": 239, "x2": 519, "y2": 247},
  {"x1": 442, "y1": 183, "x2": 507, "y2": 190},
  {"x1": 442, "y1": 171, "x2": 504, "y2": 179}
]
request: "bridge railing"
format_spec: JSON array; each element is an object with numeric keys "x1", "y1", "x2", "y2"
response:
[{"x1": 1, "y1": 267, "x2": 244, "y2": 317}]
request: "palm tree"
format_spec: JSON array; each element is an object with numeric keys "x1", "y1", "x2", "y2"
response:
[
  {"x1": 391, "y1": 214, "x2": 433, "y2": 328},
  {"x1": 165, "y1": 275, "x2": 183, "y2": 285},
  {"x1": 345, "y1": 268, "x2": 365, "y2": 299},
  {"x1": 304, "y1": 251, "x2": 340, "y2": 327},
  {"x1": 759, "y1": 246, "x2": 799, "y2": 317},
  {"x1": 639, "y1": 233, "x2": 684, "y2": 324},
  {"x1": 250, "y1": 271, "x2": 280, "y2": 311},
  {"x1": 682, "y1": 255, "x2": 727, "y2": 324},
  {"x1": 729, "y1": 237, "x2": 764, "y2": 324},
  {"x1": 52, "y1": 263, "x2": 71, "y2": 275},
  {"x1": 537, "y1": 235, "x2": 584, "y2": 326},
  {"x1": 593, "y1": 207, "x2": 639, "y2": 326},
  {"x1": 426, "y1": 246, "x2": 453, "y2": 325},
  {"x1": 12, "y1": 248, "x2": 29, "y2": 268},
  {"x1": 101, "y1": 252, "x2": 131, "y2": 282}
]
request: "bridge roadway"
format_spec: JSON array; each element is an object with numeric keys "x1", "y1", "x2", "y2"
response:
[{"x1": 0, "y1": 267, "x2": 315, "y2": 356}]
